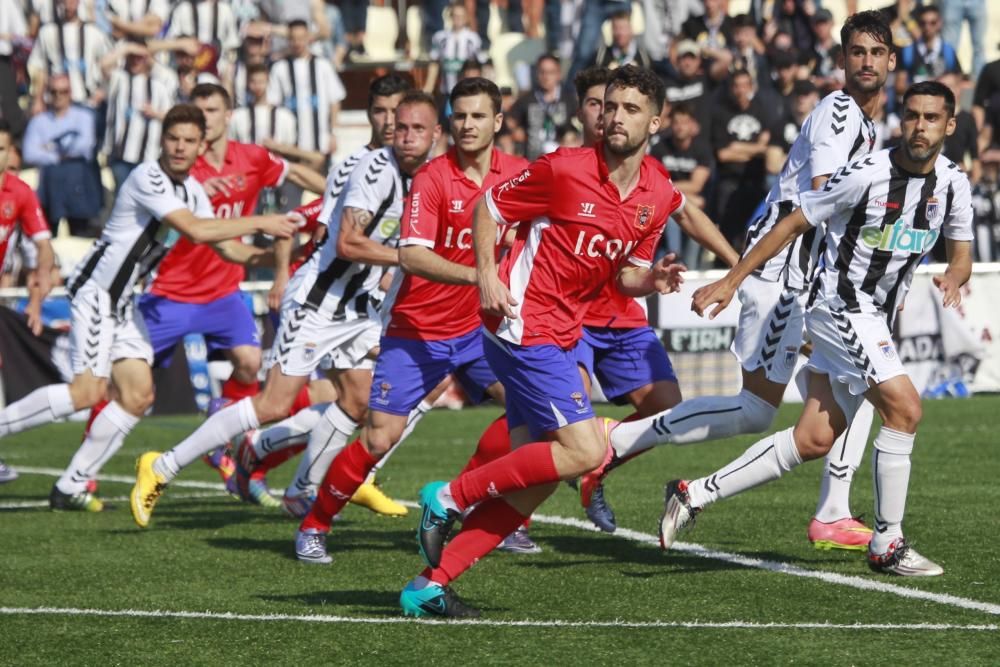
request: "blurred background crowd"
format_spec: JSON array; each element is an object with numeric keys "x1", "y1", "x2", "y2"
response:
[{"x1": 0, "y1": 0, "x2": 998, "y2": 291}]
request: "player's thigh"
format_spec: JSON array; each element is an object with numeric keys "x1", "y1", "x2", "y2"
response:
[
  {"x1": 67, "y1": 369, "x2": 110, "y2": 410},
  {"x1": 792, "y1": 369, "x2": 851, "y2": 461},
  {"x1": 865, "y1": 375, "x2": 922, "y2": 434},
  {"x1": 199, "y1": 293, "x2": 261, "y2": 358},
  {"x1": 307, "y1": 377, "x2": 338, "y2": 404},
  {"x1": 369, "y1": 335, "x2": 452, "y2": 418},
  {"x1": 591, "y1": 326, "x2": 678, "y2": 411},
  {"x1": 450, "y1": 329, "x2": 502, "y2": 406},
  {"x1": 136, "y1": 294, "x2": 193, "y2": 367},
  {"x1": 627, "y1": 379, "x2": 683, "y2": 417},
  {"x1": 549, "y1": 417, "x2": 607, "y2": 473},
  {"x1": 329, "y1": 367, "x2": 373, "y2": 421},
  {"x1": 109, "y1": 357, "x2": 154, "y2": 415},
  {"x1": 254, "y1": 364, "x2": 309, "y2": 423},
  {"x1": 731, "y1": 277, "x2": 803, "y2": 403}
]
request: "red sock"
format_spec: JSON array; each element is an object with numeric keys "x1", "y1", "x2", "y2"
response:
[
  {"x1": 82, "y1": 399, "x2": 109, "y2": 439},
  {"x1": 252, "y1": 443, "x2": 305, "y2": 478},
  {"x1": 421, "y1": 498, "x2": 529, "y2": 585},
  {"x1": 450, "y1": 441, "x2": 559, "y2": 511},
  {"x1": 289, "y1": 386, "x2": 312, "y2": 416},
  {"x1": 459, "y1": 414, "x2": 511, "y2": 475},
  {"x1": 299, "y1": 439, "x2": 376, "y2": 533},
  {"x1": 222, "y1": 377, "x2": 259, "y2": 402}
]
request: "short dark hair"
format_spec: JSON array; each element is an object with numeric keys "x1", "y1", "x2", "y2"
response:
[
  {"x1": 609, "y1": 9, "x2": 630, "y2": 21},
  {"x1": 902, "y1": 80, "x2": 956, "y2": 118},
  {"x1": 450, "y1": 76, "x2": 502, "y2": 115},
  {"x1": 0, "y1": 119, "x2": 11, "y2": 139},
  {"x1": 247, "y1": 63, "x2": 269, "y2": 78},
  {"x1": 729, "y1": 68, "x2": 754, "y2": 86},
  {"x1": 536, "y1": 53, "x2": 560, "y2": 69},
  {"x1": 288, "y1": 19, "x2": 309, "y2": 32},
  {"x1": 732, "y1": 13, "x2": 756, "y2": 30},
  {"x1": 190, "y1": 82, "x2": 232, "y2": 109},
  {"x1": 574, "y1": 66, "x2": 611, "y2": 104},
  {"x1": 669, "y1": 101, "x2": 696, "y2": 118},
  {"x1": 459, "y1": 58, "x2": 482, "y2": 75},
  {"x1": 606, "y1": 64, "x2": 665, "y2": 113},
  {"x1": 396, "y1": 90, "x2": 439, "y2": 115},
  {"x1": 915, "y1": 5, "x2": 941, "y2": 20},
  {"x1": 162, "y1": 104, "x2": 207, "y2": 137},
  {"x1": 841, "y1": 9, "x2": 892, "y2": 51},
  {"x1": 368, "y1": 72, "x2": 412, "y2": 108}
]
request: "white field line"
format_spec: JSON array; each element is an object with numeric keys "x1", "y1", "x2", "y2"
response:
[
  {"x1": 0, "y1": 492, "x2": 227, "y2": 510},
  {"x1": 0, "y1": 606, "x2": 996, "y2": 631},
  {"x1": 15, "y1": 466, "x2": 225, "y2": 490}
]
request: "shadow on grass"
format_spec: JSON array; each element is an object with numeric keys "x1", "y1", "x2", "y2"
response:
[
  {"x1": 205, "y1": 528, "x2": 415, "y2": 557},
  {"x1": 257, "y1": 589, "x2": 403, "y2": 616}
]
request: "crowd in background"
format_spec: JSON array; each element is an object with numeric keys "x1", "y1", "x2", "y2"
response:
[{"x1": 0, "y1": 0, "x2": 998, "y2": 290}]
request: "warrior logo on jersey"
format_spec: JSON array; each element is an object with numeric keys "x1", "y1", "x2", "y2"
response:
[
  {"x1": 926, "y1": 197, "x2": 940, "y2": 220},
  {"x1": 1, "y1": 202, "x2": 13, "y2": 219},
  {"x1": 450, "y1": 199, "x2": 464, "y2": 213},
  {"x1": 879, "y1": 340, "x2": 896, "y2": 360},
  {"x1": 634, "y1": 204, "x2": 655, "y2": 229}
]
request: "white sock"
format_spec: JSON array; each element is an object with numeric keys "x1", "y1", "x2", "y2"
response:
[
  {"x1": 0, "y1": 384, "x2": 75, "y2": 437},
  {"x1": 251, "y1": 403, "x2": 328, "y2": 458},
  {"x1": 687, "y1": 427, "x2": 803, "y2": 509},
  {"x1": 155, "y1": 398, "x2": 259, "y2": 482},
  {"x1": 436, "y1": 482, "x2": 459, "y2": 513},
  {"x1": 55, "y1": 401, "x2": 139, "y2": 494},
  {"x1": 370, "y1": 400, "x2": 432, "y2": 475},
  {"x1": 610, "y1": 390, "x2": 777, "y2": 458},
  {"x1": 287, "y1": 402, "x2": 357, "y2": 497},
  {"x1": 814, "y1": 400, "x2": 875, "y2": 522},
  {"x1": 870, "y1": 427, "x2": 914, "y2": 553}
]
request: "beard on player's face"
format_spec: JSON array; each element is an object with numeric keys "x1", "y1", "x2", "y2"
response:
[{"x1": 604, "y1": 125, "x2": 648, "y2": 156}]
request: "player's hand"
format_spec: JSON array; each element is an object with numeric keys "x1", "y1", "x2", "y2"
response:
[
  {"x1": 258, "y1": 214, "x2": 297, "y2": 239},
  {"x1": 201, "y1": 176, "x2": 234, "y2": 198},
  {"x1": 651, "y1": 253, "x2": 686, "y2": 294},
  {"x1": 933, "y1": 273, "x2": 962, "y2": 308},
  {"x1": 268, "y1": 273, "x2": 288, "y2": 311},
  {"x1": 24, "y1": 301, "x2": 43, "y2": 336},
  {"x1": 479, "y1": 274, "x2": 518, "y2": 319},
  {"x1": 691, "y1": 277, "x2": 737, "y2": 319}
]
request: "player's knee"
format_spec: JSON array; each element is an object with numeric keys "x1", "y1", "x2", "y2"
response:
[
  {"x1": 738, "y1": 389, "x2": 778, "y2": 433},
  {"x1": 362, "y1": 428, "x2": 397, "y2": 458},
  {"x1": 338, "y1": 395, "x2": 368, "y2": 423},
  {"x1": 119, "y1": 386, "x2": 154, "y2": 415},
  {"x1": 792, "y1": 426, "x2": 833, "y2": 461},
  {"x1": 69, "y1": 378, "x2": 107, "y2": 409},
  {"x1": 886, "y1": 400, "x2": 922, "y2": 433},
  {"x1": 230, "y1": 348, "x2": 262, "y2": 379},
  {"x1": 252, "y1": 392, "x2": 292, "y2": 424}
]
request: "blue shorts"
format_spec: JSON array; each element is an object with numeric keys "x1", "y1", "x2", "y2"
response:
[
  {"x1": 138, "y1": 292, "x2": 260, "y2": 367},
  {"x1": 369, "y1": 329, "x2": 497, "y2": 416},
  {"x1": 484, "y1": 331, "x2": 595, "y2": 441},
  {"x1": 576, "y1": 326, "x2": 677, "y2": 404}
]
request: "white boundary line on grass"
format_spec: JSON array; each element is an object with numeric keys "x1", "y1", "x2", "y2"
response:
[
  {"x1": 0, "y1": 606, "x2": 996, "y2": 631},
  {"x1": 15, "y1": 466, "x2": 223, "y2": 490},
  {"x1": 0, "y1": 492, "x2": 227, "y2": 510}
]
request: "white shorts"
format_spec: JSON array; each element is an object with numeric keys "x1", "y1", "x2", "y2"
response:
[
  {"x1": 731, "y1": 274, "x2": 806, "y2": 385},
  {"x1": 804, "y1": 303, "x2": 906, "y2": 416},
  {"x1": 69, "y1": 285, "x2": 153, "y2": 378},
  {"x1": 267, "y1": 304, "x2": 381, "y2": 377}
]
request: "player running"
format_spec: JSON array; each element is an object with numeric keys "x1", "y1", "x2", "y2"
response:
[
  {"x1": 292, "y1": 77, "x2": 529, "y2": 564},
  {"x1": 403, "y1": 66, "x2": 687, "y2": 617},
  {"x1": 599, "y1": 11, "x2": 896, "y2": 550},
  {"x1": 130, "y1": 91, "x2": 442, "y2": 529},
  {"x1": 661, "y1": 80, "x2": 972, "y2": 577},
  {"x1": 0, "y1": 105, "x2": 295, "y2": 511}
]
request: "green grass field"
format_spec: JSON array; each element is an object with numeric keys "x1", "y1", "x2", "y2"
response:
[{"x1": 1, "y1": 399, "x2": 999, "y2": 665}]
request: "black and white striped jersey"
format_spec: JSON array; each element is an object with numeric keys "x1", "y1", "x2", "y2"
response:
[
  {"x1": 290, "y1": 147, "x2": 409, "y2": 320},
  {"x1": 166, "y1": 0, "x2": 239, "y2": 54},
  {"x1": 266, "y1": 55, "x2": 346, "y2": 154},
  {"x1": 106, "y1": 0, "x2": 170, "y2": 24},
  {"x1": 799, "y1": 149, "x2": 973, "y2": 324},
  {"x1": 317, "y1": 145, "x2": 372, "y2": 226},
  {"x1": 27, "y1": 20, "x2": 111, "y2": 104},
  {"x1": 66, "y1": 160, "x2": 213, "y2": 313},
  {"x1": 103, "y1": 65, "x2": 177, "y2": 163},
  {"x1": 229, "y1": 104, "x2": 297, "y2": 146},
  {"x1": 30, "y1": 0, "x2": 94, "y2": 25},
  {"x1": 745, "y1": 90, "x2": 877, "y2": 289}
]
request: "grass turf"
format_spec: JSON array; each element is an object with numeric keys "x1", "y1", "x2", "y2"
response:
[{"x1": 1, "y1": 398, "x2": 998, "y2": 665}]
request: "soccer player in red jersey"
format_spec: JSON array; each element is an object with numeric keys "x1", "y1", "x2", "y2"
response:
[
  {"x1": 0, "y1": 119, "x2": 56, "y2": 483},
  {"x1": 292, "y1": 77, "x2": 530, "y2": 564},
  {"x1": 400, "y1": 66, "x2": 687, "y2": 617}
]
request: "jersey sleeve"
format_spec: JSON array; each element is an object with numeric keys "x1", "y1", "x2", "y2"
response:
[
  {"x1": 17, "y1": 184, "x2": 51, "y2": 240},
  {"x1": 131, "y1": 169, "x2": 192, "y2": 221},
  {"x1": 342, "y1": 156, "x2": 393, "y2": 214},
  {"x1": 399, "y1": 166, "x2": 443, "y2": 249},
  {"x1": 943, "y1": 172, "x2": 974, "y2": 241},
  {"x1": 808, "y1": 100, "x2": 864, "y2": 178},
  {"x1": 294, "y1": 197, "x2": 324, "y2": 234},
  {"x1": 797, "y1": 160, "x2": 871, "y2": 228},
  {"x1": 484, "y1": 154, "x2": 555, "y2": 225},
  {"x1": 253, "y1": 145, "x2": 290, "y2": 188}
]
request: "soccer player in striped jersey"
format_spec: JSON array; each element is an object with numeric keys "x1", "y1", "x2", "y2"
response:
[
  {"x1": 0, "y1": 105, "x2": 296, "y2": 512},
  {"x1": 663, "y1": 81, "x2": 973, "y2": 577},
  {"x1": 603, "y1": 11, "x2": 897, "y2": 551}
]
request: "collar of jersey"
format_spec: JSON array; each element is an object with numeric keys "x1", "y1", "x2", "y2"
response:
[{"x1": 445, "y1": 146, "x2": 503, "y2": 181}]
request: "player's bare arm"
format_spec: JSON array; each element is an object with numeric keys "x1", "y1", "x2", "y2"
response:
[
  {"x1": 672, "y1": 202, "x2": 740, "y2": 267},
  {"x1": 617, "y1": 254, "x2": 686, "y2": 297},
  {"x1": 399, "y1": 245, "x2": 476, "y2": 285},
  {"x1": 268, "y1": 236, "x2": 293, "y2": 310},
  {"x1": 24, "y1": 238, "x2": 55, "y2": 336},
  {"x1": 285, "y1": 162, "x2": 327, "y2": 194},
  {"x1": 934, "y1": 239, "x2": 973, "y2": 308},
  {"x1": 212, "y1": 240, "x2": 276, "y2": 268},
  {"x1": 472, "y1": 197, "x2": 516, "y2": 318},
  {"x1": 261, "y1": 139, "x2": 326, "y2": 172},
  {"x1": 336, "y1": 206, "x2": 399, "y2": 266},
  {"x1": 163, "y1": 208, "x2": 296, "y2": 244},
  {"x1": 692, "y1": 207, "x2": 812, "y2": 319}
]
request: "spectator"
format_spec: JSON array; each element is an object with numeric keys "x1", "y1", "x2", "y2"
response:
[
  {"x1": 681, "y1": 0, "x2": 734, "y2": 55},
  {"x1": 730, "y1": 13, "x2": 769, "y2": 87},
  {"x1": 230, "y1": 63, "x2": 297, "y2": 147},
  {"x1": 267, "y1": 20, "x2": 345, "y2": 159},
  {"x1": 0, "y1": 0, "x2": 29, "y2": 138},
  {"x1": 424, "y1": 1, "x2": 481, "y2": 97},
  {"x1": 105, "y1": 0, "x2": 170, "y2": 41},
  {"x1": 940, "y1": 0, "x2": 986, "y2": 79},
  {"x1": 254, "y1": 0, "x2": 330, "y2": 57},
  {"x1": 28, "y1": 0, "x2": 94, "y2": 34},
  {"x1": 594, "y1": 9, "x2": 653, "y2": 71},
  {"x1": 165, "y1": 0, "x2": 240, "y2": 64},
  {"x1": 476, "y1": 0, "x2": 524, "y2": 51},
  {"x1": 939, "y1": 72, "x2": 980, "y2": 186},
  {"x1": 879, "y1": 0, "x2": 919, "y2": 51},
  {"x1": 970, "y1": 161, "x2": 998, "y2": 261},
  {"x1": 710, "y1": 69, "x2": 771, "y2": 253},
  {"x1": 100, "y1": 41, "x2": 177, "y2": 191},
  {"x1": 763, "y1": 49, "x2": 799, "y2": 118},
  {"x1": 339, "y1": 0, "x2": 367, "y2": 59},
  {"x1": 765, "y1": 78, "x2": 817, "y2": 183},
  {"x1": 569, "y1": 0, "x2": 631, "y2": 82},
  {"x1": 21, "y1": 73, "x2": 102, "y2": 237},
  {"x1": 650, "y1": 101, "x2": 713, "y2": 268},
  {"x1": 808, "y1": 8, "x2": 842, "y2": 93},
  {"x1": 28, "y1": 0, "x2": 112, "y2": 112},
  {"x1": 320, "y1": 0, "x2": 348, "y2": 67},
  {"x1": 639, "y1": 0, "x2": 700, "y2": 65},
  {"x1": 507, "y1": 53, "x2": 575, "y2": 159},
  {"x1": 762, "y1": 0, "x2": 815, "y2": 56},
  {"x1": 896, "y1": 4, "x2": 962, "y2": 100},
  {"x1": 663, "y1": 40, "x2": 721, "y2": 122},
  {"x1": 229, "y1": 33, "x2": 269, "y2": 108}
]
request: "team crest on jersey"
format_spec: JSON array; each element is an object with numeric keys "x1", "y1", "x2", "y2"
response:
[
  {"x1": 233, "y1": 175, "x2": 247, "y2": 191},
  {"x1": 571, "y1": 391, "x2": 586, "y2": 411},
  {"x1": 303, "y1": 343, "x2": 317, "y2": 361},
  {"x1": 878, "y1": 340, "x2": 896, "y2": 360},
  {"x1": 925, "y1": 197, "x2": 940, "y2": 220},
  {"x1": 634, "y1": 204, "x2": 655, "y2": 229},
  {"x1": 783, "y1": 345, "x2": 798, "y2": 368},
  {"x1": 377, "y1": 382, "x2": 392, "y2": 403},
  {"x1": 1, "y1": 202, "x2": 13, "y2": 219}
]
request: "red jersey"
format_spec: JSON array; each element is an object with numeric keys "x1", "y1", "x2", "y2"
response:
[
  {"x1": 386, "y1": 148, "x2": 529, "y2": 340},
  {"x1": 0, "y1": 172, "x2": 51, "y2": 269},
  {"x1": 484, "y1": 145, "x2": 682, "y2": 349},
  {"x1": 289, "y1": 197, "x2": 323, "y2": 276},
  {"x1": 150, "y1": 141, "x2": 288, "y2": 303}
]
